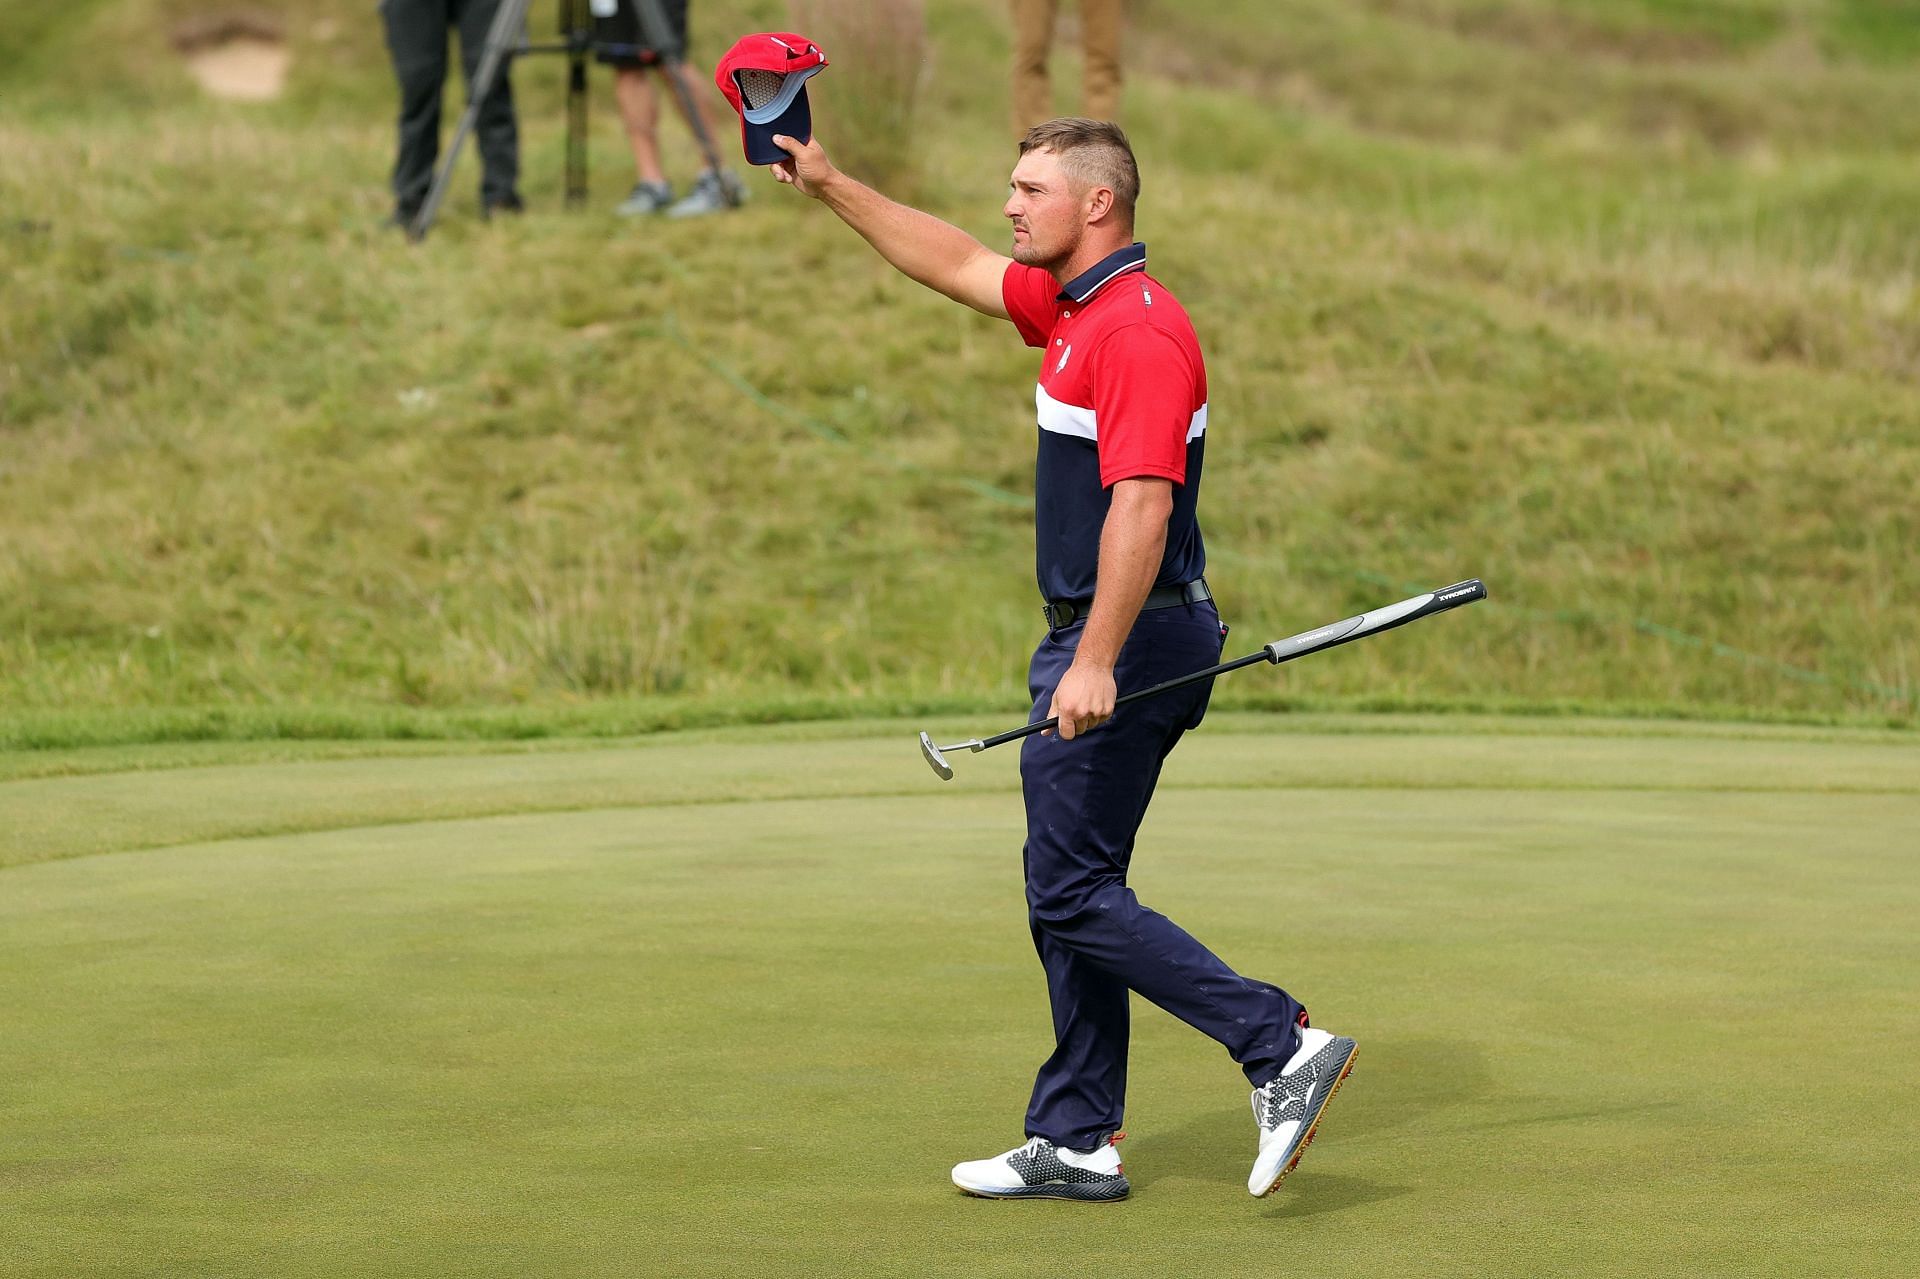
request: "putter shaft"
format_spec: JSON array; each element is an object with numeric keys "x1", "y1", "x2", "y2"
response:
[{"x1": 916, "y1": 579, "x2": 1486, "y2": 780}]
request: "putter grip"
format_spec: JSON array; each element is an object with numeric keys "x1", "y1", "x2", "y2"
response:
[{"x1": 1264, "y1": 579, "x2": 1486, "y2": 664}]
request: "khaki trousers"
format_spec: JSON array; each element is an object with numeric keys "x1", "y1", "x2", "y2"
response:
[{"x1": 1010, "y1": 0, "x2": 1124, "y2": 136}]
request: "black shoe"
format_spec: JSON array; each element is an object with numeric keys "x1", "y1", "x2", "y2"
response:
[{"x1": 481, "y1": 192, "x2": 525, "y2": 220}]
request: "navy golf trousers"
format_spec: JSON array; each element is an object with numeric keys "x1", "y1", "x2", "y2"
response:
[{"x1": 1020, "y1": 600, "x2": 1306, "y2": 1151}]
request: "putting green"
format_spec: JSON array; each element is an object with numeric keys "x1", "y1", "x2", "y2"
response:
[{"x1": 2, "y1": 717, "x2": 1916, "y2": 1277}]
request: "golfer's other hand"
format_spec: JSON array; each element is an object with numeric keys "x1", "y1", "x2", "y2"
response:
[
  {"x1": 770, "y1": 134, "x2": 835, "y2": 198},
  {"x1": 1044, "y1": 662, "x2": 1116, "y2": 742}
]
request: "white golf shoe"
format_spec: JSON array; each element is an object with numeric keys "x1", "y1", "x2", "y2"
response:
[
  {"x1": 1247, "y1": 1027, "x2": 1359, "y2": 1197},
  {"x1": 952, "y1": 1134, "x2": 1130, "y2": 1202}
]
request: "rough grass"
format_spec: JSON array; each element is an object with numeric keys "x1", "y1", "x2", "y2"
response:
[
  {"x1": 788, "y1": 0, "x2": 929, "y2": 192},
  {"x1": 2, "y1": 0, "x2": 1917, "y2": 737}
]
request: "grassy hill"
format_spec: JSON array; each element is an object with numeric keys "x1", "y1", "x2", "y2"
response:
[{"x1": 3, "y1": 0, "x2": 1917, "y2": 744}]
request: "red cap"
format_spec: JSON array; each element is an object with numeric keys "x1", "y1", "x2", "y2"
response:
[{"x1": 714, "y1": 33, "x2": 829, "y2": 165}]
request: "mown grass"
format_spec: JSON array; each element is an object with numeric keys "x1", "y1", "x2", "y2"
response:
[
  {"x1": 5, "y1": 712, "x2": 1917, "y2": 868},
  {"x1": 2, "y1": 0, "x2": 1916, "y2": 739},
  {"x1": 3, "y1": 724, "x2": 1916, "y2": 1275}
]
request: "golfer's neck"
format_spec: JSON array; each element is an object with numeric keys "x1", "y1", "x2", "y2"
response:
[{"x1": 1052, "y1": 231, "x2": 1135, "y2": 292}]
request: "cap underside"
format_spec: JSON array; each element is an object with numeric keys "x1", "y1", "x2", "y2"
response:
[{"x1": 736, "y1": 64, "x2": 822, "y2": 124}]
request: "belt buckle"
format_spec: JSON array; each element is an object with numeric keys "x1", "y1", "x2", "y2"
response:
[{"x1": 1043, "y1": 600, "x2": 1076, "y2": 629}]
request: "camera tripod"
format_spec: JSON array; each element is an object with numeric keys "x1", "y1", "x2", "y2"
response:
[{"x1": 409, "y1": 0, "x2": 736, "y2": 241}]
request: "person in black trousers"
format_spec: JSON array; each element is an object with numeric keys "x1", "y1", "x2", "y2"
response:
[{"x1": 380, "y1": 0, "x2": 522, "y2": 224}]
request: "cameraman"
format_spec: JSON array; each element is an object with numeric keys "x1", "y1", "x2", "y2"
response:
[{"x1": 380, "y1": 0, "x2": 522, "y2": 224}]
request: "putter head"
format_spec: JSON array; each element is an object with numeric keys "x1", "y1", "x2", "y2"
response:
[{"x1": 918, "y1": 731, "x2": 954, "y2": 781}]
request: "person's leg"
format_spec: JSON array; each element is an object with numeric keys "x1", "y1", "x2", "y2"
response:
[
  {"x1": 660, "y1": 61, "x2": 729, "y2": 171},
  {"x1": 1078, "y1": 0, "x2": 1123, "y2": 121},
  {"x1": 1021, "y1": 607, "x2": 1306, "y2": 1152},
  {"x1": 1023, "y1": 924, "x2": 1130, "y2": 1148},
  {"x1": 646, "y1": 0, "x2": 707, "y2": 152},
  {"x1": 655, "y1": 0, "x2": 742, "y2": 217},
  {"x1": 1009, "y1": 0, "x2": 1058, "y2": 137},
  {"x1": 452, "y1": 0, "x2": 520, "y2": 208},
  {"x1": 592, "y1": 1, "x2": 671, "y2": 211},
  {"x1": 380, "y1": 0, "x2": 450, "y2": 218},
  {"x1": 614, "y1": 66, "x2": 668, "y2": 184},
  {"x1": 1019, "y1": 632, "x2": 1131, "y2": 1148}
]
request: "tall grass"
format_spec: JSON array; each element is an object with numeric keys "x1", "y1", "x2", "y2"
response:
[
  {"x1": 786, "y1": 0, "x2": 929, "y2": 192},
  {"x1": 1, "y1": 0, "x2": 1917, "y2": 734}
]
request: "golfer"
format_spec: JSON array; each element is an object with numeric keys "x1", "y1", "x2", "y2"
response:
[{"x1": 770, "y1": 118, "x2": 1356, "y2": 1201}]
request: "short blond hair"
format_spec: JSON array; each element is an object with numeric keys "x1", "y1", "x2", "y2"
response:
[{"x1": 1018, "y1": 117, "x2": 1139, "y2": 225}]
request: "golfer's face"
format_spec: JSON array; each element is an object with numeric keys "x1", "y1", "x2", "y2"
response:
[{"x1": 1005, "y1": 149, "x2": 1082, "y2": 270}]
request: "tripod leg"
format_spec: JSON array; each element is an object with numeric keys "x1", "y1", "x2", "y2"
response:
[
  {"x1": 565, "y1": 0, "x2": 588, "y2": 206},
  {"x1": 627, "y1": 0, "x2": 734, "y2": 199},
  {"x1": 411, "y1": 0, "x2": 534, "y2": 241}
]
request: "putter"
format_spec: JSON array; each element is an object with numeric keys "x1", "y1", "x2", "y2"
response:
[{"x1": 918, "y1": 579, "x2": 1487, "y2": 780}]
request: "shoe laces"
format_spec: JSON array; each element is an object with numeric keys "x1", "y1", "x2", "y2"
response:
[
  {"x1": 1258, "y1": 1075, "x2": 1305, "y2": 1128},
  {"x1": 1014, "y1": 1136, "x2": 1050, "y2": 1159}
]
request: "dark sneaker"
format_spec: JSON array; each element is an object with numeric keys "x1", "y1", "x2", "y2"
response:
[
  {"x1": 952, "y1": 1133, "x2": 1130, "y2": 1202},
  {"x1": 1247, "y1": 1028, "x2": 1358, "y2": 1196},
  {"x1": 615, "y1": 180, "x2": 674, "y2": 216},
  {"x1": 481, "y1": 192, "x2": 525, "y2": 220},
  {"x1": 665, "y1": 168, "x2": 745, "y2": 218}
]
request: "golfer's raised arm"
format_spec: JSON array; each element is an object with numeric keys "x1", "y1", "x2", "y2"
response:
[{"x1": 770, "y1": 134, "x2": 1011, "y2": 320}]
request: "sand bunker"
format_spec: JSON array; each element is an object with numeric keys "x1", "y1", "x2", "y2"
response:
[{"x1": 171, "y1": 13, "x2": 289, "y2": 102}]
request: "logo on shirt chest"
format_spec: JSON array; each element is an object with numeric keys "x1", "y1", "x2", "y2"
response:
[{"x1": 1055, "y1": 342, "x2": 1072, "y2": 373}]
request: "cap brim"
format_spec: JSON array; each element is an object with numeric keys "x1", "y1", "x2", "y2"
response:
[{"x1": 741, "y1": 91, "x2": 812, "y2": 165}]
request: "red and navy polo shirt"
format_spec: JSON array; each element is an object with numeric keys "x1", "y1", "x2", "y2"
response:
[{"x1": 1002, "y1": 241, "x2": 1209, "y2": 604}]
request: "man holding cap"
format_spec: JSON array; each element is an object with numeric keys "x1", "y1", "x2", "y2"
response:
[{"x1": 764, "y1": 117, "x2": 1359, "y2": 1202}]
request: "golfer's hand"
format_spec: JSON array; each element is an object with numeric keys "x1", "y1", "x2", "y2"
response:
[
  {"x1": 770, "y1": 134, "x2": 836, "y2": 198},
  {"x1": 1045, "y1": 662, "x2": 1116, "y2": 742}
]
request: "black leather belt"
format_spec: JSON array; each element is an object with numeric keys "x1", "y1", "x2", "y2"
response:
[{"x1": 1043, "y1": 578, "x2": 1212, "y2": 630}]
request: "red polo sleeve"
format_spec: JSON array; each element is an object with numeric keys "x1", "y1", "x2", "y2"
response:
[
  {"x1": 1090, "y1": 323, "x2": 1197, "y2": 488},
  {"x1": 1001, "y1": 262, "x2": 1057, "y2": 348}
]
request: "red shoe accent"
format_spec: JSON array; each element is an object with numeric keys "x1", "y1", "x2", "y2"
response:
[
  {"x1": 1296, "y1": 1009, "x2": 1311, "y2": 1028},
  {"x1": 1110, "y1": 1131, "x2": 1126, "y2": 1144}
]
